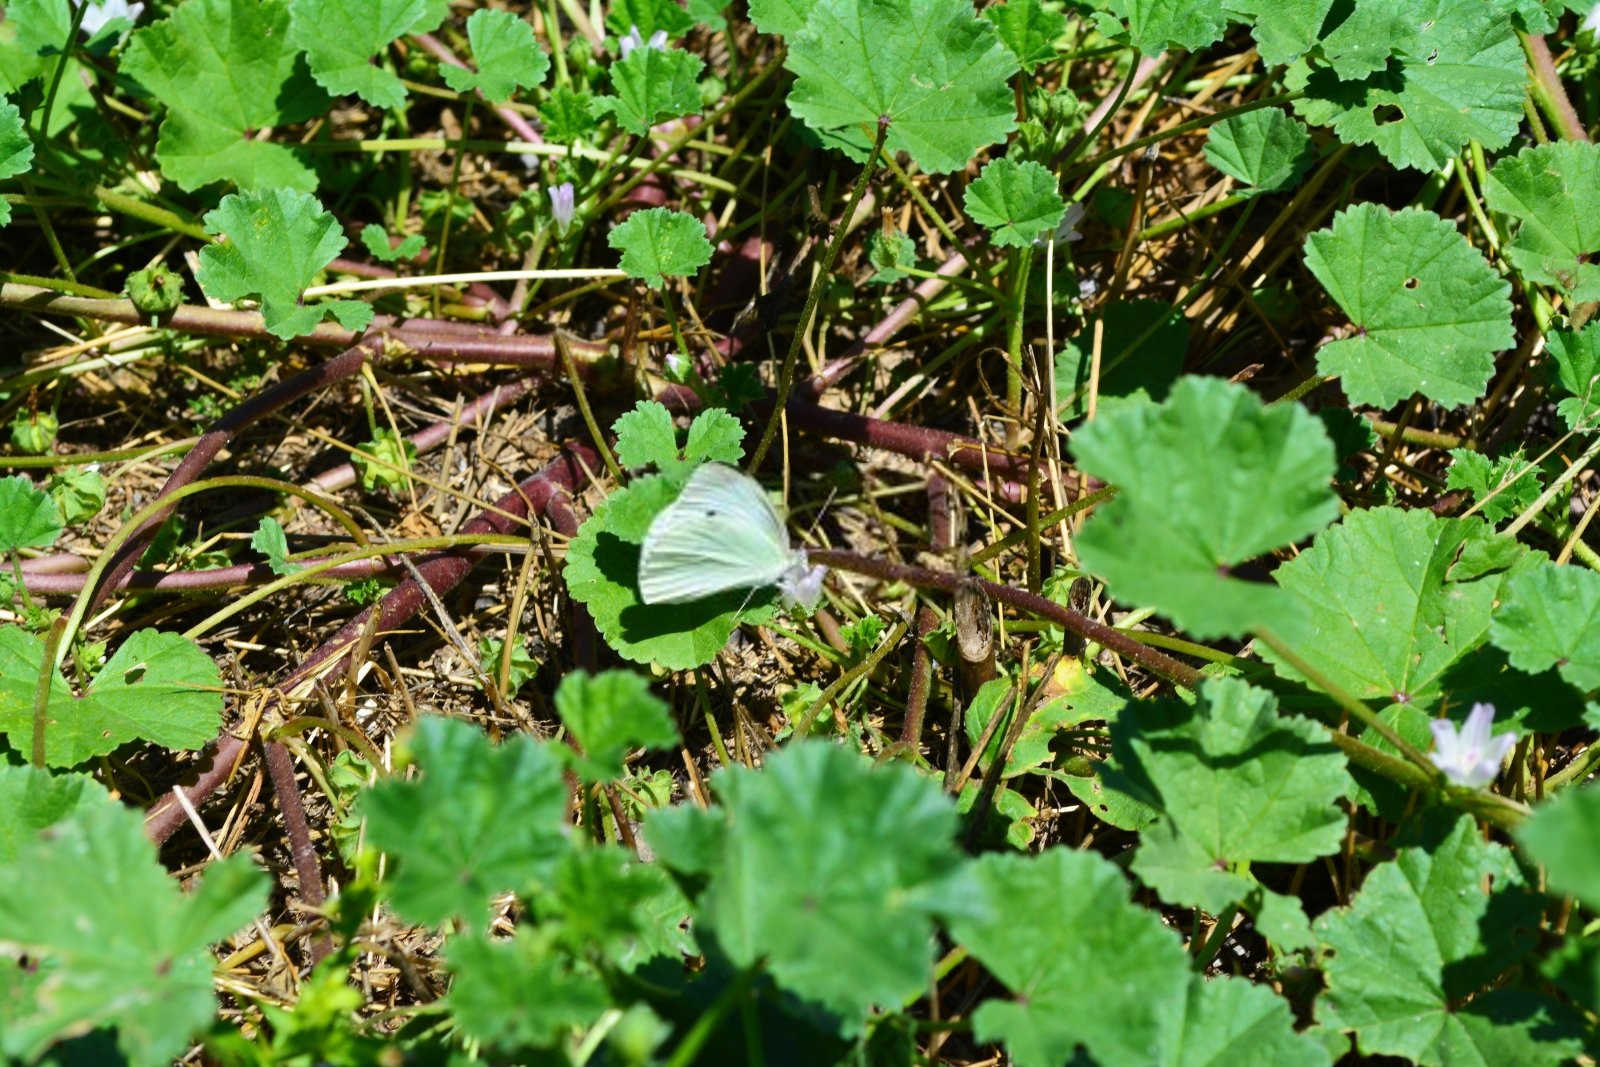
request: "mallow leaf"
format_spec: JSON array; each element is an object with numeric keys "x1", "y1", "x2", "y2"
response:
[
  {"x1": 287, "y1": 0, "x2": 448, "y2": 109},
  {"x1": 748, "y1": 0, "x2": 818, "y2": 35},
  {"x1": 1095, "y1": 0, "x2": 1233, "y2": 54},
  {"x1": 964, "y1": 157, "x2": 1065, "y2": 248},
  {"x1": 1303, "y1": 204, "x2": 1512, "y2": 407},
  {"x1": 1072, "y1": 375, "x2": 1339, "y2": 639},
  {"x1": 1224, "y1": 0, "x2": 1333, "y2": 67},
  {"x1": 360, "y1": 717, "x2": 570, "y2": 925},
  {"x1": 983, "y1": 0, "x2": 1065, "y2": 72},
  {"x1": 785, "y1": 0, "x2": 1019, "y2": 173},
  {"x1": 1484, "y1": 141, "x2": 1600, "y2": 304},
  {"x1": 0, "y1": 97, "x2": 33, "y2": 226},
  {"x1": 359, "y1": 224, "x2": 425, "y2": 263},
  {"x1": 1315, "y1": 812, "x2": 1581, "y2": 1064},
  {"x1": 1490, "y1": 561, "x2": 1600, "y2": 694},
  {"x1": 0, "y1": 788, "x2": 268, "y2": 1067},
  {"x1": 608, "y1": 207, "x2": 713, "y2": 289},
  {"x1": 1444, "y1": 448, "x2": 1543, "y2": 525},
  {"x1": 605, "y1": 0, "x2": 697, "y2": 39},
  {"x1": 552, "y1": 669, "x2": 679, "y2": 782},
  {"x1": 440, "y1": 9, "x2": 548, "y2": 103},
  {"x1": 120, "y1": 0, "x2": 329, "y2": 191},
  {"x1": 1111, "y1": 677, "x2": 1348, "y2": 860},
  {"x1": 0, "y1": 762, "x2": 117, "y2": 865},
  {"x1": 947, "y1": 848, "x2": 1191, "y2": 1066},
  {"x1": 1519, "y1": 785, "x2": 1600, "y2": 912},
  {"x1": 1203, "y1": 107, "x2": 1315, "y2": 195},
  {"x1": 0, "y1": 626, "x2": 222, "y2": 767},
  {"x1": 444, "y1": 929, "x2": 611, "y2": 1051},
  {"x1": 644, "y1": 741, "x2": 971, "y2": 1033},
  {"x1": 592, "y1": 45, "x2": 703, "y2": 137},
  {"x1": 1288, "y1": 0, "x2": 1523, "y2": 173},
  {"x1": 1263, "y1": 508, "x2": 1526, "y2": 711},
  {"x1": 1548, "y1": 323, "x2": 1600, "y2": 430},
  {"x1": 1105, "y1": 679, "x2": 1348, "y2": 950},
  {"x1": 196, "y1": 188, "x2": 374, "y2": 340},
  {"x1": 0, "y1": 475, "x2": 63, "y2": 552}
]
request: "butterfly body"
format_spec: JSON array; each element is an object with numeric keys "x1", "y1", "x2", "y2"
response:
[{"x1": 637, "y1": 463, "x2": 825, "y2": 609}]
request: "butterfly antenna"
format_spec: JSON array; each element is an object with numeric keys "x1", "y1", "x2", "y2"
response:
[{"x1": 798, "y1": 477, "x2": 840, "y2": 548}]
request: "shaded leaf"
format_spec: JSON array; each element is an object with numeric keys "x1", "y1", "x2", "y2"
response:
[
  {"x1": 120, "y1": 0, "x2": 328, "y2": 190},
  {"x1": 360, "y1": 717, "x2": 570, "y2": 925},
  {"x1": 1072, "y1": 376, "x2": 1339, "y2": 639},
  {"x1": 0, "y1": 626, "x2": 222, "y2": 767}
]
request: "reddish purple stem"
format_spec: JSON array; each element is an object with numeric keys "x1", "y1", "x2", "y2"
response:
[{"x1": 145, "y1": 443, "x2": 599, "y2": 846}]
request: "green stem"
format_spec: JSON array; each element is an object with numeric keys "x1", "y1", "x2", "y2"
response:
[
  {"x1": 94, "y1": 186, "x2": 209, "y2": 241},
  {"x1": 968, "y1": 486, "x2": 1115, "y2": 566},
  {"x1": 1191, "y1": 902, "x2": 1241, "y2": 967},
  {"x1": 1004, "y1": 249, "x2": 1033, "y2": 446},
  {"x1": 1057, "y1": 52, "x2": 1143, "y2": 173},
  {"x1": 1253, "y1": 627, "x2": 1433, "y2": 772},
  {"x1": 1135, "y1": 192, "x2": 1249, "y2": 242},
  {"x1": 0, "y1": 439, "x2": 196, "y2": 469},
  {"x1": 659, "y1": 297, "x2": 692, "y2": 371},
  {"x1": 18, "y1": 178, "x2": 77, "y2": 282},
  {"x1": 0, "y1": 271, "x2": 119, "y2": 300},
  {"x1": 1521, "y1": 33, "x2": 1588, "y2": 144},
  {"x1": 432, "y1": 96, "x2": 476, "y2": 318},
  {"x1": 796, "y1": 615, "x2": 909, "y2": 738},
  {"x1": 1546, "y1": 736, "x2": 1600, "y2": 791},
  {"x1": 1269, "y1": 373, "x2": 1333, "y2": 408},
  {"x1": 35, "y1": 0, "x2": 88, "y2": 141},
  {"x1": 30, "y1": 615, "x2": 67, "y2": 768},
  {"x1": 183, "y1": 531, "x2": 527, "y2": 641},
  {"x1": 555, "y1": 332, "x2": 623, "y2": 483},
  {"x1": 664, "y1": 962, "x2": 760, "y2": 1067},
  {"x1": 748, "y1": 119, "x2": 889, "y2": 472}
]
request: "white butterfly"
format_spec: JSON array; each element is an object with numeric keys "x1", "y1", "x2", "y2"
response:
[{"x1": 637, "y1": 462, "x2": 826, "y2": 610}]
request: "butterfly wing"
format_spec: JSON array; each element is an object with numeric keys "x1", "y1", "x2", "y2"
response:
[{"x1": 637, "y1": 463, "x2": 794, "y2": 604}]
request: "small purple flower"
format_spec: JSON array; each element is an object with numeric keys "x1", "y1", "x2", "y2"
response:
[
  {"x1": 548, "y1": 182, "x2": 576, "y2": 233},
  {"x1": 1428, "y1": 703, "x2": 1516, "y2": 788},
  {"x1": 1054, "y1": 201, "x2": 1086, "y2": 245},
  {"x1": 619, "y1": 25, "x2": 669, "y2": 58}
]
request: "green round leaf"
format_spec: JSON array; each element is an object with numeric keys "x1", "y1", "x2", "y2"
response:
[
  {"x1": 1072, "y1": 375, "x2": 1339, "y2": 640},
  {"x1": 784, "y1": 0, "x2": 1019, "y2": 173},
  {"x1": 608, "y1": 207, "x2": 713, "y2": 289},
  {"x1": 1485, "y1": 141, "x2": 1600, "y2": 304},
  {"x1": 563, "y1": 474, "x2": 779, "y2": 670},
  {"x1": 1288, "y1": 2, "x2": 1522, "y2": 174},
  {"x1": 0, "y1": 627, "x2": 223, "y2": 767},
  {"x1": 1304, "y1": 203, "x2": 1512, "y2": 408},
  {"x1": 963, "y1": 157, "x2": 1065, "y2": 248},
  {"x1": 197, "y1": 187, "x2": 374, "y2": 340}
]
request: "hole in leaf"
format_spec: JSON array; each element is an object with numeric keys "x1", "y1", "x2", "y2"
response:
[
  {"x1": 123, "y1": 663, "x2": 148, "y2": 685},
  {"x1": 1404, "y1": 277, "x2": 1419, "y2": 290},
  {"x1": 1373, "y1": 104, "x2": 1405, "y2": 125}
]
